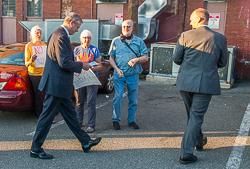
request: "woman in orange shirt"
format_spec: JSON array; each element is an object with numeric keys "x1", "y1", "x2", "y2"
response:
[{"x1": 25, "y1": 25, "x2": 46, "y2": 117}]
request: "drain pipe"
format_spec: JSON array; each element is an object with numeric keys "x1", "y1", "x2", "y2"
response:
[{"x1": 182, "y1": 0, "x2": 188, "y2": 32}]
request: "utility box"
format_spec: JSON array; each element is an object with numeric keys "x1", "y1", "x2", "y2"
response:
[
  {"x1": 146, "y1": 43, "x2": 236, "y2": 89},
  {"x1": 218, "y1": 46, "x2": 236, "y2": 88}
]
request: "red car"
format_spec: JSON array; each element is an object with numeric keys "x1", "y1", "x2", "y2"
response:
[{"x1": 0, "y1": 43, "x2": 114, "y2": 112}]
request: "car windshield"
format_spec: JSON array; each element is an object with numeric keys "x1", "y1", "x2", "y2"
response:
[{"x1": 0, "y1": 52, "x2": 25, "y2": 66}]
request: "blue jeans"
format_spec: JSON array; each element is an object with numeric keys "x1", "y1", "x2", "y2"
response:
[
  {"x1": 112, "y1": 73, "x2": 139, "y2": 123},
  {"x1": 75, "y1": 85, "x2": 98, "y2": 128}
]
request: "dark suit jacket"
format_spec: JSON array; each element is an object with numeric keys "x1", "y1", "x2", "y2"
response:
[
  {"x1": 173, "y1": 26, "x2": 228, "y2": 95},
  {"x1": 39, "y1": 26, "x2": 83, "y2": 98}
]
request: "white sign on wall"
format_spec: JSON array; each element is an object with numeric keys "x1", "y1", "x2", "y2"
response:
[
  {"x1": 115, "y1": 13, "x2": 123, "y2": 25},
  {"x1": 208, "y1": 13, "x2": 220, "y2": 29}
]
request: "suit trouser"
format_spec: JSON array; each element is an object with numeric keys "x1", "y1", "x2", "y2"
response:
[
  {"x1": 179, "y1": 91, "x2": 212, "y2": 156},
  {"x1": 31, "y1": 94, "x2": 90, "y2": 152}
]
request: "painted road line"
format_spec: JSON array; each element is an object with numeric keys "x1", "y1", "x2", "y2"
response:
[
  {"x1": 26, "y1": 92, "x2": 128, "y2": 136},
  {"x1": 226, "y1": 103, "x2": 250, "y2": 169},
  {"x1": 26, "y1": 120, "x2": 65, "y2": 136},
  {"x1": 1, "y1": 136, "x2": 249, "y2": 151}
]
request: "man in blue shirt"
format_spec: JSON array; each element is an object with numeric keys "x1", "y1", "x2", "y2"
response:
[{"x1": 108, "y1": 19, "x2": 148, "y2": 130}]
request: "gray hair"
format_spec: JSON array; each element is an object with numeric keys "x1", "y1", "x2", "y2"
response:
[
  {"x1": 30, "y1": 25, "x2": 42, "y2": 40},
  {"x1": 80, "y1": 29, "x2": 92, "y2": 38},
  {"x1": 64, "y1": 12, "x2": 83, "y2": 25}
]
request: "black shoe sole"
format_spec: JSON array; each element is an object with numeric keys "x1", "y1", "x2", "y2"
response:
[
  {"x1": 113, "y1": 123, "x2": 121, "y2": 130},
  {"x1": 179, "y1": 155, "x2": 198, "y2": 165},
  {"x1": 196, "y1": 146, "x2": 204, "y2": 151},
  {"x1": 30, "y1": 152, "x2": 54, "y2": 159},
  {"x1": 128, "y1": 126, "x2": 139, "y2": 129},
  {"x1": 196, "y1": 137, "x2": 208, "y2": 151},
  {"x1": 83, "y1": 137, "x2": 102, "y2": 153},
  {"x1": 179, "y1": 159, "x2": 197, "y2": 164}
]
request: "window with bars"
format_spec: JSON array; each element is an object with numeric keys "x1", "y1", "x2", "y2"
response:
[
  {"x1": 2, "y1": 0, "x2": 16, "y2": 16},
  {"x1": 27, "y1": 0, "x2": 42, "y2": 17}
]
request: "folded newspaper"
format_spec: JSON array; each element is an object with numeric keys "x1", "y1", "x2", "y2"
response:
[{"x1": 73, "y1": 69, "x2": 101, "y2": 89}]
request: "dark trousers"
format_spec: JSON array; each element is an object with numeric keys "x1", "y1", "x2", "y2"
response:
[
  {"x1": 29, "y1": 75, "x2": 43, "y2": 117},
  {"x1": 179, "y1": 91, "x2": 212, "y2": 156},
  {"x1": 31, "y1": 94, "x2": 90, "y2": 152},
  {"x1": 75, "y1": 85, "x2": 98, "y2": 128}
]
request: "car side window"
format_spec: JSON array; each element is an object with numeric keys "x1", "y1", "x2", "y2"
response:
[{"x1": 0, "y1": 52, "x2": 25, "y2": 66}]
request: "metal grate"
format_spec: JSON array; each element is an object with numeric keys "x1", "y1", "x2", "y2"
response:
[{"x1": 150, "y1": 43, "x2": 176, "y2": 77}]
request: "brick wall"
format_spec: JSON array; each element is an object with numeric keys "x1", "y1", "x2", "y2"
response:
[
  {"x1": 72, "y1": 0, "x2": 92, "y2": 19},
  {"x1": 43, "y1": 0, "x2": 61, "y2": 19},
  {"x1": 123, "y1": 0, "x2": 144, "y2": 20},
  {"x1": 157, "y1": 0, "x2": 204, "y2": 42},
  {"x1": 16, "y1": 0, "x2": 26, "y2": 43},
  {"x1": 0, "y1": 0, "x2": 2, "y2": 44},
  {"x1": 225, "y1": 0, "x2": 250, "y2": 79}
]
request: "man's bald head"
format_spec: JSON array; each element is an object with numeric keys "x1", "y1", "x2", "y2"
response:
[
  {"x1": 122, "y1": 19, "x2": 134, "y2": 37},
  {"x1": 190, "y1": 8, "x2": 210, "y2": 29}
]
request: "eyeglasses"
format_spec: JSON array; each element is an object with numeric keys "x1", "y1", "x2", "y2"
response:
[
  {"x1": 81, "y1": 37, "x2": 91, "y2": 39},
  {"x1": 122, "y1": 26, "x2": 131, "y2": 28}
]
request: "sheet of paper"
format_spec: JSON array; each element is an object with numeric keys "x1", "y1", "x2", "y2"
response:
[
  {"x1": 89, "y1": 61, "x2": 98, "y2": 67},
  {"x1": 32, "y1": 46, "x2": 46, "y2": 68},
  {"x1": 73, "y1": 69, "x2": 101, "y2": 89}
]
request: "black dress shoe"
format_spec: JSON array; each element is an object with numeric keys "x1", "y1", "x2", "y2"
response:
[
  {"x1": 30, "y1": 150, "x2": 54, "y2": 159},
  {"x1": 179, "y1": 154, "x2": 197, "y2": 164},
  {"x1": 196, "y1": 137, "x2": 207, "y2": 151},
  {"x1": 113, "y1": 122, "x2": 121, "y2": 130},
  {"x1": 128, "y1": 122, "x2": 139, "y2": 129},
  {"x1": 83, "y1": 137, "x2": 102, "y2": 153}
]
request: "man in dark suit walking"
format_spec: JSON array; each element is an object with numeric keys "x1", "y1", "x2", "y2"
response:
[
  {"x1": 173, "y1": 8, "x2": 228, "y2": 164},
  {"x1": 30, "y1": 12, "x2": 101, "y2": 160}
]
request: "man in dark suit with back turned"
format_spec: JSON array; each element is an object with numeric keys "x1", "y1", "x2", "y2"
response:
[
  {"x1": 173, "y1": 8, "x2": 228, "y2": 164},
  {"x1": 30, "y1": 12, "x2": 101, "y2": 160}
]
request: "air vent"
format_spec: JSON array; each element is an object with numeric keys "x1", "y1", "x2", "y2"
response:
[{"x1": 146, "y1": 43, "x2": 236, "y2": 89}]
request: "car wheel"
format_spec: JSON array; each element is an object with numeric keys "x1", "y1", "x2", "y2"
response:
[{"x1": 104, "y1": 70, "x2": 114, "y2": 94}]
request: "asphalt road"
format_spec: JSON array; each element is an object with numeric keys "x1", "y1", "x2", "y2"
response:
[{"x1": 0, "y1": 80, "x2": 250, "y2": 169}]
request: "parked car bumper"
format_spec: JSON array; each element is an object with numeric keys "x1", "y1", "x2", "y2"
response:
[{"x1": 0, "y1": 90, "x2": 33, "y2": 111}]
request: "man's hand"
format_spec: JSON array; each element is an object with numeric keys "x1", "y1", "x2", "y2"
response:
[
  {"x1": 116, "y1": 68, "x2": 124, "y2": 78},
  {"x1": 128, "y1": 57, "x2": 139, "y2": 67},
  {"x1": 90, "y1": 64, "x2": 102, "y2": 72},
  {"x1": 82, "y1": 62, "x2": 91, "y2": 70}
]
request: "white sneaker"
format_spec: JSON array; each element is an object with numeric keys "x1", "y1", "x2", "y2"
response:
[{"x1": 86, "y1": 127, "x2": 95, "y2": 133}]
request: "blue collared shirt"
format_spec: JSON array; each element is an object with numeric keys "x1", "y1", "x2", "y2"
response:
[{"x1": 108, "y1": 35, "x2": 148, "y2": 76}]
